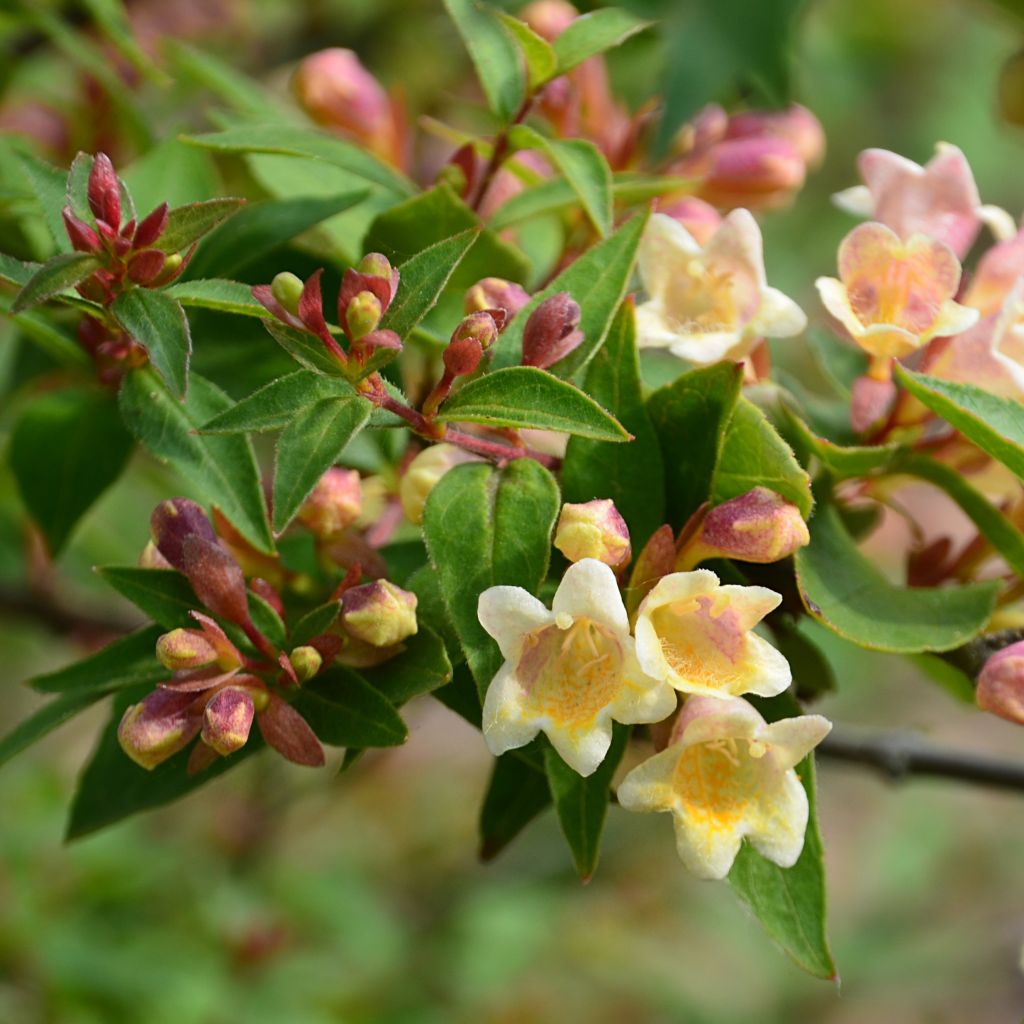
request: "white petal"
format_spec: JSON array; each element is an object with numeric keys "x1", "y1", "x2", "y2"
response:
[
  {"x1": 546, "y1": 716, "x2": 614, "y2": 777},
  {"x1": 750, "y1": 286, "x2": 807, "y2": 339},
  {"x1": 675, "y1": 694, "x2": 765, "y2": 748},
  {"x1": 477, "y1": 586, "x2": 552, "y2": 659},
  {"x1": 978, "y1": 204, "x2": 1018, "y2": 242},
  {"x1": 706, "y1": 208, "x2": 766, "y2": 287},
  {"x1": 929, "y1": 299, "x2": 979, "y2": 339},
  {"x1": 551, "y1": 558, "x2": 629, "y2": 636},
  {"x1": 481, "y1": 662, "x2": 539, "y2": 756},
  {"x1": 667, "y1": 329, "x2": 750, "y2": 365},
  {"x1": 611, "y1": 641, "x2": 678, "y2": 725},
  {"x1": 763, "y1": 714, "x2": 832, "y2": 770},
  {"x1": 639, "y1": 569, "x2": 721, "y2": 613},
  {"x1": 832, "y1": 184, "x2": 874, "y2": 218},
  {"x1": 738, "y1": 632, "x2": 793, "y2": 698},
  {"x1": 616, "y1": 744, "x2": 682, "y2": 812},
  {"x1": 634, "y1": 302, "x2": 679, "y2": 349},
  {"x1": 638, "y1": 213, "x2": 701, "y2": 301},
  {"x1": 671, "y1": 806, "x2": 745, "y2": 881},
  {"x1": 746, "y1": 771, "x2": 809, "y2": 869},
  {"x1": 815, "y1": 276, "x2": 865, "y2": 338}
]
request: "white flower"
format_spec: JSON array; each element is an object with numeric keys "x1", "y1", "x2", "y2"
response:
[{"x1": 477, "y1": 559, "x2": 677, "y2": 776}]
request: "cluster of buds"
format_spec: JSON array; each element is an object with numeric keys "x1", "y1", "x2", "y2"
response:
[
  {"x1": 77, "y1": 315, "x2": 147, "y2": 387},
  {"x1": 668, "y1": 103, "x2": 825, "y2": 211},
  {"x1": 254, "y1": 253, "x2": 402, "y2": 379},
  {"x1": 65, "y1": 153, "x2": 187, "y2": 304}
]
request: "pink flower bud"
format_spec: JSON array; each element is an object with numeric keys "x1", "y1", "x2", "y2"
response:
[
  {"x1": 443, "y1": 335, "x2": 484, "y2": 377},
  {"x1": 521, "y1": 0, "x2": 578, "y2": 40},
  {"x1": 150, "y1": 498, "x2": 218, "y2": 572},
  {"x1": 289, "y1": 645, "x2": 323, "y2": 682},
  {"x1": 725, "y1": 105, "x2": 826, "y2": 169},
  {"x1": 452, "y1": 311, "x2": 499, "y2": 351},
  {"x1": 341, "y1": 579, "x2": 418, "y2": 647},
  {"x1": 977, "y1": 641, "x2": 1024, "y2": 725},
  {"x1": 181, "y1": 535, "x2": 251, "y2": 627},
  {"x1": 118, "y1": 689, "x2": 201, "y2": 770},
  {"x1": 87, "y1": 152, "x2": 121, "y2": 229},
  {"x1": 202, "y1": 686, "x2": 256, "y2": 756},
  {"x1": 554, "y1": 499, "x2": 632, "y2": 569},
  {"x1": 522, "y1": 293, "x2": 583, "y2": 369},
  {"x1": 297, "y1": 468, "x2": 362, "y2": 538},
  {"x1": 689, "y1": 488, "x2": 809, "y2": 565},
  {"x1": 399, "y1": 443, "x2": 483, "y2": 524},
  {"x1": 654, "y1": 197, "x2": 722, "y2": 246},
  {"x1": 696, "y1": 136, "x2": 806, "y2": 210},
  {"x1": 62, "y1": 207, "x2": 101, "y2": 253},
  {"x1": 156, "y1": 628, "x2": 220, "y2": 671},
  {"x1": 345, "y1": 290, "x2": 383, "y2": 341},
  {"x1": 465, "y1": 278, "x2": 531, "y2": 319}
]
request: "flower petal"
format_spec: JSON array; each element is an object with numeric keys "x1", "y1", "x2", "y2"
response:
[
  {"x1": 551, "y1": 558, "x2": 629, "y2": 635},
  {"x1": 638, "y1": 213, "x2": 701, "y2": 300},
  {"x1": 616, "y1": 743, "x2": 682, "y2": 812},
  {"x1": 745, "y1": 771, "x2": 809, "y2": 869},
  {"x1": 832, "y1": 184, "x2": 874, "y2": 218},
  {"x1": 816, "y1": 276, "x2": 865, "y2": 338},
  {"x1": 610, "y1": 641, "x2": 678, "y2": 725},
  {"x1": 762, "y1": 714, "x2": 832, "y2": 770},
  {"x1": 667, "y1": 329, "x2": 751, "y2": 365},
  {"x1": 930, "y1": 299, "x2": 979, "y2": 339},
  {"x1": 478, "y1": 586, "x2": 553, "y2": 659},
  {"x1": 546, "y1": 715, "x2": 615, "y2": 777},
  {"x1": 481, "y1": 662, "x2": 540, "y2": 756},
  {"x1": 749, "y1": 286, "x2": 807, "y2": 339}
]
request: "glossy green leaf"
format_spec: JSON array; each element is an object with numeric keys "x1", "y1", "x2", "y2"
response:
[
  {"x1": 157, "y1": 197, "x2": 246, "y2": 255},
  {"x1": 201, "y1": 371, "x2": 352, "y2": 434},
  {"x1": 436, "y1": 366, "x2": 629, "y2": 440},
  {"x1": 167, "y1": 279, "x2": 267, "y2": 318},
  {"x1": 479, "y1": 753, "x2": 551, "y2": 860},
  {"x1": 493, "y1": 211, "x2": 648, "y2": 376},
  {"x1": 895, "y1": 366, "x2": 1024, "y2": 480},
  {"x1": 423, "y1": 460, "x2": 559, "y2": 697},
  {"x1": 96, "y1": 568, "x2": 199, "y2": 629},
  {"x1": 272, "y1": 395, "x2": 373, "y2": 533},
  {"x1": 10, "y1": 387, "x2": 133, "y2": 555},
  {"x1": 361, "y1": 629, "x2": 453, "y2": 705},
  {"x1": 0, "y1": 689, "x2": 117, "y2": 770},
  {"x1": 112, "y1": 288, "x2": 192, "y2": 397},
  {"x1": 292, "y1": 668, "x2": 409, "y2": 748},
  {"x1": 729, "y1": 692, "x2": 836, "y2": 980},
  {"x1": 551, "y1": 7, "x2": 653, "y2": 75},
  {"x1": 442, "y1": 0, "x2": 526, "y2": 122},
  {"x1": 119, "y1": 368, "x2": 274, "y2": 553},
  {"x1": 545, "y1": 725, "x2": 629, "y2": 881},
  {"x1": 562, "y1": 301, "x2": 666, "y2": 548},
  {"x1": 30, "y1": 625, "x2": 166, "y2": 694},
  {"x1": 497, "y1": 12, "x2": 557, "y2": 89},
  {"x1": 509, "y1": 125, "x2": 612, "y2": 237},
  {"x1": 795, "y1": 500, "x2": 997, "y2": 653},
  {"x1": 12, "y1": 252, "x2": 101, "y2": 313}
]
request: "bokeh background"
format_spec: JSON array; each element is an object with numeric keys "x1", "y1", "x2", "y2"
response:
[{"x1": 2, "y1": 0, "x2": 1024, "y2": 1020}]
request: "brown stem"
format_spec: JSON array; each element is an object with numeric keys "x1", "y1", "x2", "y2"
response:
[{"x1": 469, "y1": 96, "x2": 536, "y2": 213}]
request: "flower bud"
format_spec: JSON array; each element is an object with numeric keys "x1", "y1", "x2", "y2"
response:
[
  {"x1": 465, "y1": 278, "x2": 531, "y2": 320},
  {"x1": 521, "y1": 0, "x2": 578, "y2": 40},
  {"x1": 452, "y1": 311, "x2": 499, "y2": 351},
  {"x1": 297, "y1": 468, "x2": 362, "y2": 538},
  {"x1": 850, "y1": 374, "x2": 897, "y2": 434},
  {"x1": 341, "y1": 580, "x2": 418, "y2": 647},
  {"x1": 202, "y1": 686, "x2": 256, "y2": 756},
  {"x1": 522, "y1": 293, "x2": 583, "y2": 369},
  {"x1": 134, "y1": 202, "x2": 169, "y2": 249},
  {"x1": 289, "y1": 645, "x2": 323, "y2": 682},
  {"x1": 156, "y1": 628, "x2": 220, "y2": 671},
  {"x1": 443, "y1": 335, "x2": 484, "y2": 377},
  {"x1": 87, "y1": 152, "x2": 121, "y2": 228},
  {"x1": 345, "y1": 290, "x2": 383, "y2": 340},
  {"x1": 118, "y1": 689, "x2": 200, "y2": 770},
  {"x1": 554, "y1": 499, "x2": 632, "y2": 569},
  {"x1": 127, "y1": 248, "x2": 166, "y2": 285},
  {"x1": 358, "y1": 252, "x2": 394, "y2": 280},
  {"x1": 339, "y1": 261, "x2": 399, "y2": 326},
  {"x1": 725, "y1": 105, "x2": 825, "y2": 169},
  {"x1": 695, "y1": 136, "x2": 805, "y2": 210},
  {"x1": 181, "y1": 536, "x2": 251, "y2": 627},
  {"x1": 685, "y1": 488, "x2": 809, "y2": 565},
  {"x1": 977, "y1": 641, "x2": 1024, "y2": 725},
  {"x1": 258, "y1": 693, "x2": 325, "y2": 766},
  {"x1": 271, "y1": 271, "x2": 305, "y2": 315},
  {"x1": 399, "y1": 443, "x2": 483, "y2": 524},
  {"x1": 150, "y1": 497, "x2": 217, "y2": 572},
  {"x1": 139, "y1": 539, "x2": 172, "y2": 569},
  {"x1": 654, "y1": 197, "x2": 722, "y2": 246},
  {"x1": 62, "y1": 207, "x2": 101, "y2": 253}
]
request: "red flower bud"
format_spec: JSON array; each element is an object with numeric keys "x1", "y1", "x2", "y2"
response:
[
  {"x1": 452, "y1": 311, "x2": 499, "y2": 351},
  {"x1": 298, "y1": 468, "x2": 363, "y2": 538},
  {"x1": 521, "y1": 292, "x2": 583, "y2": 369},
  {"x1": 695, "y1": 136, "x2": 805, "y2": 210},
  {"x1": 87, "y1": 152, "x2": 121, "y2": 229},
  {"x1": 134, "y1": 202, "x2": 169, "y2": 248},
  {"x1": 443, "y1": 335, "x2": 484, "y2": 377},
  {"x1": 150, "y1": 498, "x2": 218, "y2": 571},
  {"x1": 202, "y1": 686, "x2": 256, "y2": 755},
  {"x1": 181, "y1": 535, "x2": 251, "y2": 627},
  {"x1": 62, "y1": 206, "x2": 101, "y2": 253}
]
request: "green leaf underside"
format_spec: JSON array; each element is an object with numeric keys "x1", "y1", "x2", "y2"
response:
[
  {"x1": 562, "y1": 301, "x2": 666, "y2": 548},
  {"x1": 157, "y1": 197, "x2": 246, "y2": 254},
  {"x1": 167, "y1": 278, "x2": 267, "y2": 318},
  {"x1": 272, "y1": 396, "x2": 373, "y2": 533},
  {"x1": 12, "y1": 252, "x2": 101, "y2": 312},
  {"x1": 30, "y1": 625, "x2": 166, "y2": 694},
  {"x1": 479, "y1": 753, "x2": 552, "y2": 860},
  {"x1": 10, "y1": 387, "x2": 134, "y2": 555},
  {"x1": 422, "y1": 461, "x2": 559, "y2": 698},
  {"x1": 437, "y1": 366, "x2": 629, "y2": 440},
  {"x1": 201, "y1": 370, "x2": 353, "y2": 433},
  {"x1": 119, "y1": 369, "x2": 274, "y2": 553},
  {"x1": 551, "y1": 8, "x2": 652, "y2": 75},
  {"x1": 112, "y1": 288, "x2": 192, "y2": 397},
  {"x1": 97, "y1": 568, "x2": 200, "y2": 629},
  {"x1": 795, "y1": 501, "x2": 997, "y2": 652},
  {"x1": 293, "y1": 668, "x2": 409, "y2": 748},
  {"x1": 493, "y1": 211, "x2": 648, "y2": 377},
  {"x1": 545, "y1": 725, "x2": 629, "y2": 880}
]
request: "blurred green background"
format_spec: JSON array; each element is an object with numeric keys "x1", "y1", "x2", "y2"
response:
[{"x1": 3, "y1": 0, "x2": 1024, "y2": 1020}]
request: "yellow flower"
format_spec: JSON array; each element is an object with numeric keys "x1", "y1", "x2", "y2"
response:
[
  {"x1": 634, "y1": 569, "x2": 790, "y2": 699},
  {"x1": 617, "y1": 695, "x2": 831, "y2": 879},
  {"x1": 477, "y1": 559, "x2": 677, "y2": 776}
]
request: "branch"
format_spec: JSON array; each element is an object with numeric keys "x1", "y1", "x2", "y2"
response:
[
  {"x1": 818, "y1": 727, "x2": 1024, "y2": 794},
  {"x1": 0, "y1": 585, "x2": 139, "y2": 639}
]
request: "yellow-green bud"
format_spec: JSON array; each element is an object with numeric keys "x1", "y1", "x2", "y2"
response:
[
  {"x1": 290, "y1": 645, "x2": 323, "y2": 682},
  {"x1": 271, "y1": 271, "x2": 305, "y2": 314},
  {"x1": 341, "y1": 580, "x2": 418, "y2": 647},
  {"x1": 156, "y1": 629, "x2": 219, "y2": 671},
  {"x1": 357, "y1": 252, "x2": 393, "y2": 279},
  {"x1": 554, "y1": 499, "x2": 632, "y2": 569},
  {"x1": 346, "y1": 290, "x2": 383, "y2": 340}
]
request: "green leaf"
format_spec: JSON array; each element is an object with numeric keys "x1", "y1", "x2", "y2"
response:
[
  {"x1": 13, "y1": 149, "x2": 71, "y2": 251},
  {"x1": 497, "y1": 12, "x2": 557, "y2": 89},
  {"x1": 647, "y1": 362, "x2": 743, "y2": 524},
  {"x1": 119, "y1": 369, "x2": 274, "y2": 553},
  {"x1": 272, "y1": 396, "x2": 373, "y2": 533},
  {"x1": 291, "y1": 602, "x2": 341, "y2": 646},
  {"x1": 562, "y1": 301, "x2": 665, "y2": 548},
  {"x1": 795, "y1": 500, "x2": 997, "y2": 653},
  {"x1": 166, "y1": 278, "x2": 267, "y2": 318},
  {"x1": 442, "y1": 0, "x2": 526, "y2": 123},
  {"x1": 157, "y1": 198, "x2": 246, "y2": 255},
  {"x1": 509, "y1": 125, "x2": 612, "y2": 237},
  {"x1": 12, "y1": 253, "x2": 101, "y2": 313},
  {"x1": 96, "y1": 568, "x2": 199, "y2": 629},
  {"x1": 436, "y1": 366, "x2": 629, "y2": 440},
  {"x1": 10, "y1": 387, "x2": 133, "y2": 555},
  {"x1": 0, "y1": 251, "x2": 39, "y2": 287},
  {"x1": 263, "y1": 320, "x2": 348, "y2": 377},
  {"x1": 423, "y1": 460, "x2": 559, "y2": 697},
  {"x1": 479, "y1": 753, "x2": 551, "y2": 860},
  {"x1": 112, "y1": 288, "x2": 192, "y2": 398},
  {"x1": 545, "y1": 725, "x2": 629, "y2": 881},
  {"x1": 0, "y1": 689, "x2": 116, "y2": 770},
  {"x1": 30, "y1": 625, "x2": 165, "y2": 694},
  {"x1": 551, "y1": 8, "x2": 653, "y2": 75},
  {"x1": 249, "y1": 592, "x2": 287, "y2": 650},
  {"x1": 201, "y1": 371, "x2": 353, "y2": 434},
  {"x1": 185, "y1": 125, "x2": 416, "y2": 196},
  {"x1": 713, "y1": 398, "x2": 813, "y2": 518},
  {"x1": 493, "y1": 211, "x2": 648, "y2": 376},
  {"x1": 785, "y1": 413, "x2": 904, "y2": 477},
  {"x1": 360, "y1": 629, "x2": 453, "y2": 705},
  {"x1": 185, "y1": 192, "x2": 368, "y2": 280},
  {"x1": 380, "y1": 230, "x2": 481, "y2": 339},
  {"x1": 729, "y1": 692, "x2": 836, "y2": 980},
  {"x1": 292, "y1": 668, "x2": 409, "y2": 748},
  {"x1": 66, "y1": 688, "x2": 258, "y2": 839},
  {"x1": 122, "y1": 137, "x2": 219, "y2": 211},
  {"x1": 895, "y1": 366, "x2": 1024, "y2": 480}
]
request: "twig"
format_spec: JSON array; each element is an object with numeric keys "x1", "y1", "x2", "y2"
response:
[
  {"x1": 818, "y1": 727, "x2": 1024, "y2": 794},
  {"x1": 0, "y1": 585, "x2": 139, "y2": 638}
]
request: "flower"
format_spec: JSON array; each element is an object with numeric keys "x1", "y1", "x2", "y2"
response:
[
  {"x1": 634, "y1": 569, "x2": 790, "y2": 699},
  {"x1": 833, "y1": 142, "x2": 1014, "y2": 257},
  {"x1": 617, "y1": 695, "x2": 831, "y2": 879},
  {"x1": 477, "y1": 559, "x2": 676, "y2": 776},
  {"x1": 815, "y1": 222, "x2": 978, "y2": 366},
  {"x1": 635, "y1": 211, "x2": 806, "y2": 365}
]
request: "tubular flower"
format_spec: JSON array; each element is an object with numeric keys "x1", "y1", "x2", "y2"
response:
[
  {"x1": 617, "y1": 695, "x2": 832, "y2": 880},
  {"x1": 833, "y1": 143, "x2": 1014, "y2": 258},
  {"x1": 634, "y1": 569, "x2": 790, "y2": 699},
  {"x1": 815, "y1": 222, "x2": 978, "y2": 368},
  {"x1": 477, "y1": 559, "x2": 677, "y2": 777},
  {"x1": 635, "y1": 211, "x2": 806, "y2": 365}
]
